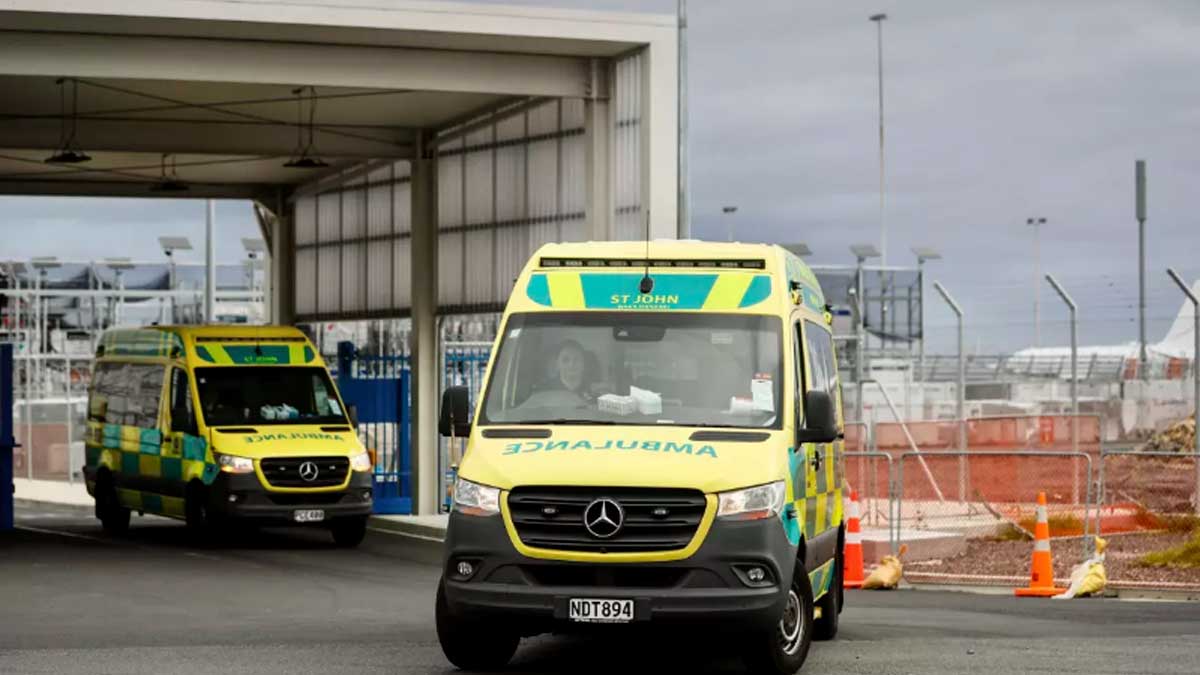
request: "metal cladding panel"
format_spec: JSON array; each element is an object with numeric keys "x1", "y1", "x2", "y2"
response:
[
  {"x1": 295, "y1": 197, "x2": 316, "y2": 245},
  {"x1": 317, "y1": 244, "x2": 339, "y2": 314},
  {"x1": 317, "y1": 193, "x2": 341, "y2": 243},
  {"x1": 341, "y1": 241, "x2": 365, "y2": 313},
  {"x1": 367, "y1": 239, "x2": 393, "y2": 310},
  {"x1": 342, "y1": 179, "x2": 366, "y2": 240},
  {"x1": 437, "y1": 231, "x2": 463, "y2": 306},
  {"x1": 367, "y1": 177, "x2": 392, "y2": 238},
  {"x1": 613, "y1": 51, "x2": 644, "y2": 240},
  {"x1": 295, "y1": 247, "x2": 317, "y2": 315},
  {"x1": 464, "y1": 128, "x2": 494, "y2": 226},
  {"x1": 464, "y1": 229, "x2": 494, "y2": 307},
  {"x1": 392, "y1": 237, "x2": 412, "y2": 309},
  {"x1": 438, "y1": 142, "x2": 464, "y2": 229}
]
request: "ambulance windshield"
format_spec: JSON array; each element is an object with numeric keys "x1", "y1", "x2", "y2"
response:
[
  {"x1": 481, "y1": 312, "x2": 783, "y2": 429},
  {"x1": 195, "y1": 366, "x2": 348, "y2": 427}
]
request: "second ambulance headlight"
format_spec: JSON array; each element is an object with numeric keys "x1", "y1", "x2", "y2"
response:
[
  {"x1": 349, "y1": 451, "x2": 372, "y2": 472},
  {"x1": 453, "y1": 477, "x2": 500, "y2": 517},
  {"x1": 717, "y1": 481, "x2": 787, "y2": 521}
]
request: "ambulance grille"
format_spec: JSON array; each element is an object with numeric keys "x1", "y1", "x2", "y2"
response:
[
  {"x1": 260, "y1": 456, "x2": 349, "y2": 488},
  {"x1": 507, "y1": 487, "x2": 707, "y2": 553}
]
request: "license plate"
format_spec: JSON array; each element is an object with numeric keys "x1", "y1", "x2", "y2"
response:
[
  {"x1": 568, "y1": 598, "x2": 634, "y2": 623},
  {"x1": 293, "y1": 509, "x2": 325, "y2": 523}
]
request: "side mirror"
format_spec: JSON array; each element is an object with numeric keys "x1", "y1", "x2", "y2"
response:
[
  {"x1": 439, "y1": 386, "x2": 472, "y2": 438},
  {"x1": 796, "y1": 390, "x2": 839, "y2": 444}
]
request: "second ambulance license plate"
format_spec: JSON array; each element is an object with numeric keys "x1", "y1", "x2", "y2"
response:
[
  {"x1": 568, "y1": 598, "x2": 634, "y2": 623},
  {"x1": 293, "y1": 509, "x2": 325, "y2": 523}
]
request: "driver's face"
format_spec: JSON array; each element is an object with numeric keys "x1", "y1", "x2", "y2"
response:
[{"x1": 557, "y1": 347, "x2": 585, "y2": 392}]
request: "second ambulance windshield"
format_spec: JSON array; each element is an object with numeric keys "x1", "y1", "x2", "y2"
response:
[
  {"x1": 196, "y1": 366, "x2": 347, "y2": 427},
  {"x1": 481, "y1": 312, "x2": 783, "y2": 428}
]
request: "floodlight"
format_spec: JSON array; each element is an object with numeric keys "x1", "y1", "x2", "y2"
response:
[
  {"x1": 30, "y1": 256, "x2": 61, "y2": 270},
  {"x1": 850, "y1": 244, "x2": 881, "y2": 260},
  {"x1": 158, "y1": 236, "x2": 193, "y2": 254},
  {"x1": 911, "y1": 247, "x2": 942, "y2": 262},
  {"x1": 783, "y1": 243, "x2": 813, "y2": 258},
  {"x1": 241, "y1": 238, "x2": 267, "y2": 255},
  {"x1": 104, "y1": 257, "x2": 136, "y2": 271}
]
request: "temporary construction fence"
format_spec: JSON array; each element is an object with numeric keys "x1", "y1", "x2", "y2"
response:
[{"x1": 873, "y1": 413, "x2": 1102, "y2": 456}]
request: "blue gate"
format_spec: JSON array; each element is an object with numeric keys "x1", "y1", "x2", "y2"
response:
[{"x1": 336, "y1": 342, "x2": 411, "y2": 515}]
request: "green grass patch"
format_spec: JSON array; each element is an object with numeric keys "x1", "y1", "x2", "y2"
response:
[
  {"x1": 1017, "y1": 512, "x2": 1085, "y2": 537},
  {"x1": 1138, "y1": 531, "x2": 1200, "y2": 568}
]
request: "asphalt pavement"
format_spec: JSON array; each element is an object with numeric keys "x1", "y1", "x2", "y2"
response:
[{"x1": 3, "y1": 501, "x2": 1200, "y2": 675}]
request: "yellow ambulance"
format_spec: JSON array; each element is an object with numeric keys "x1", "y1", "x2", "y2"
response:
[
  {"x1": 436, "y1": 241, "x2": 846, "y2": 674},
  {"x1": 82, "y1": 325, "x2": 374, "y2": 546}
]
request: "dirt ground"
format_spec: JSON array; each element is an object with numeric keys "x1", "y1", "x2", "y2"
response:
[{"x1": 904, "y1": 530, "x2": 1200, "y2": 587}]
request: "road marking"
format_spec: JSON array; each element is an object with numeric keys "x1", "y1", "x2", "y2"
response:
[
  {"x1": 366, "y1": 526, "x2": 444, "y2": 543},
  {"x1": 16, "y1": 525, "x2": 114, "y2": 545}
]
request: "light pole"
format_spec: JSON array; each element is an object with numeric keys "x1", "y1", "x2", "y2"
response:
[
  {"x1": 30, "y1": 257, "x2": 60, "y2": 400},
  {"x1": 104, "y1": 258, "x2": 135, "y2": 327},
  {"x1": 1166, "y1": 268, "x2": 1199, "y2": 514},
  {"x1": 677, "y1": 0, "x2": 690, "y2": 238},
  {"x1": 912, "y1": 247, "x2": 942, "y2": 382},
  {"x1": 242, "y1": 238, "x2": 267, "y2": 323},
  {"x1": 1027, "y1": 217, "x2": 1047, "y2": 347},
  {"x1": 870, "y1": 13, "x2": 887, "y2": 266},
  {"x1": 851, "y1": 244, "x2": 881, "y2": 427},
  {"x1": 933, "y1": 280, "x2": 967, "y2": 501},
  {"x1": 206, "y1": 199, "x2": 216, "y2": 324},
  {"x1": 158, "y1": 236, "x2": 193, "y2": 325},
  {"x1": 1137, "y1": 160, "x2": 1148, "y2": 380},
  {"x1": 722, "y1": 206, "x2": 738, "y2": 242},
  {"x1": 1046, "y1": 274, "x2": 1079, "y2": 455}
]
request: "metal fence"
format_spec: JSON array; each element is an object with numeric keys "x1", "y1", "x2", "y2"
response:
[
  {"x1": 439, "y1": 341, "x2": 493, "y2": 512},
  {"x1": 11, "y1": 354, "x2": 91, "y2": 483}
]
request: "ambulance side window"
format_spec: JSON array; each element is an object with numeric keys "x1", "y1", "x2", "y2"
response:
[
  {"x1": 170, "y1": 368, "x2": 196, "y2": 435},
  {"x1": 793, "y1": 321, "x2": 806, "y2": 424},
  {"x1": 803, "y1": 321, "x2": 839, "y2": 410}
]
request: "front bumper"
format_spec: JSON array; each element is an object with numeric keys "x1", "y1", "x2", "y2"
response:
[
  {"x1": 440, "y1": 510, "x2": 796, "y2": 633},
  {"x1": 207, "y1": 471, "x2": 374, "y2": 524}
]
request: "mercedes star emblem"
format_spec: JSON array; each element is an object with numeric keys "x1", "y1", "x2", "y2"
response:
[
  {"x1": 298, "y1": 461, "x2": 320, "y2": 482},
  {"x1": 583, "y1": 498, "x2": 624, "y2": 539}
]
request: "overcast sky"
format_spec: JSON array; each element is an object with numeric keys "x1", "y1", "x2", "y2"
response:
[{"x1": 3, "y1": 0, "x2": 1199, "y2": 353}]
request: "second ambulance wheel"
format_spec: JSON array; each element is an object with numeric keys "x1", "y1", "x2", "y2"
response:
[{"x1": 330, "y1": 515, "x2": 368, "y2": 547}]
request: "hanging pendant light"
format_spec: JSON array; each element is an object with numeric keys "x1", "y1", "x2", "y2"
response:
[
  {"x1": 45, "y1": 77, "x2": 92, "y2": 164},
  {"x1": 150, "y1": 153, "x2": 188, "y2": 192},
  {"x1": 284, "y1": 86, "x2": 329, "y2": 168}
]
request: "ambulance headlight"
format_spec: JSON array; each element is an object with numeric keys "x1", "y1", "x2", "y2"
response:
[
  {"x1": 349, "y1": 451, "x2": 372, "y2": 472},
  {"x1": 216, "y1": 453, "x2": 255, "y2": 474},
  {"x1": 717, "y1": 481, "x2": 787, "y2": 521},
  {"x1": 453, "y1": 477, "x2": 500, "y2": 517}
]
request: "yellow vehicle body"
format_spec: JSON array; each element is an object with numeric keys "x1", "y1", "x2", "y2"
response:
[
  {"x1": 437, "y1": 240, "x2": 848, "y2": 672},
  {"x1": 83, "y1": 325, "x2": 374, "y2": 545}
]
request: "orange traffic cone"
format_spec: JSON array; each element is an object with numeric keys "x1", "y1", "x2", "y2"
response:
[
  {"x1": 843, "y1": 490, "x2": 866, "y2": 589},
  {"x1": 1015, "y1": 491, "x2": 1066, "y2": 597}
]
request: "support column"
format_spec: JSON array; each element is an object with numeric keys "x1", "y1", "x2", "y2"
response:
[
  {"x1": 584, "y1": 58, "x2": 612, "y2": 242},
  {"x1": 643, "y1": 36, "x2": 679, "y2": 239},
  {"x1": 410, "y1": 137, "x2": 440, "y2": 516},
  {"x1": 270, "y1": 205, "x2": 296, "y2": 326}
]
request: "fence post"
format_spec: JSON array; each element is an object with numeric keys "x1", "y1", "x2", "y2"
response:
[
  {"x1": 1046, "y1": 274, "x2": 1080, "y2": 504},
  {"x1": 1166, "y1": 268, "x2": 1200, "y2": 515},
  {"x1": 1, "y1": 344, "x2": 14, "y2": 531},
  {"x1": 65, "y1": 354, "x2": 73, "y2": 485}
]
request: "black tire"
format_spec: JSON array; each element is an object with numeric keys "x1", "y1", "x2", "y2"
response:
[
  {"x1": 814, "y1": 541, "x2": 842, "y2": 641},
  {"x1": 95, "y1": 473, "x2": 130, "y2": 535},
  {"x1": 185, "y1": 482, "x2": 218, "y2": 541},
  {"x1": 436, "y1": 579, "x2": 519, "y2": 671},
  {"x1": 744, "y1": 559, "x2": 815, "y2": 675},
  {"x1": 330, "y1": 515, "x2": 368, "y2": 548}
]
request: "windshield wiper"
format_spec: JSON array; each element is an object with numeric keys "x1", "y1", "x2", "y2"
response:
[{"x1": 514, "y1": 419, "x2": 620, "y2": 426}]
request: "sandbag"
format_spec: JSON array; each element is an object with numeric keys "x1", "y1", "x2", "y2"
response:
[
  {"x1": 861, "y1": 544, "x2": 907, "y2": 590},
  {"x1": 1053, "y1": 537, "x2": 1108, "y2": 599}
]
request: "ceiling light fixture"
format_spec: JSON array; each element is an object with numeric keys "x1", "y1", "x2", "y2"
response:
[
  {"x1": 150, "y1": 153, "x2": 188, "y2": 192},
  {"x1": 44, "y1": 77, "x2": 92, "y2": 164},
  {"x1": 284, "y1": 85, "x2": 329, "y2": 169}
]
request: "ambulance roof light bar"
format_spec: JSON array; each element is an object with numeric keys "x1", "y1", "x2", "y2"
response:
[{"x1": 539, "y1": 258, "x2": 766, "y2": 270}]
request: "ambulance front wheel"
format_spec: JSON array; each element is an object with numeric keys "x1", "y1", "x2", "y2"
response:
[
  {"x1": 95, "y1": 472, "x2": 130, "y2": 535},
  {"x1": 745, "y1": 559, "x2": 814, "y2": 675},
  {"x1": 436, "y1": 579, "x2": 519, "y2": 671}
]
